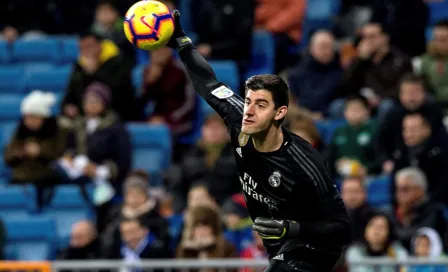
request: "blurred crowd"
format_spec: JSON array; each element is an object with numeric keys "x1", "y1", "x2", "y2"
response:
[{"x1": 1, "y1": 0, "x2": 448, "y2": 271}]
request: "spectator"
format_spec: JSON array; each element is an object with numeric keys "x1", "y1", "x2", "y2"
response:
[
  {"x1": 61, "y1": 31, "x2": 138, "y2": 122},
  {"x1": 4, "y1": 91, "x2": 68, "y2": 211},
  {"x1": 377, "y1": 74, "x2": 446, "y2": 173},
  {"x1": 255, "y1": 0, "x2": 306, "y2": 72},
  {"x1": 392, "y1": 113, "x2": 448, "y2": 204},
  {"x1": 287, "y1": 111, "x2": 322, "y2": 151},
  {"x1": 191, "y1": 0, "x2": 253, "y2": 66},
  {"x1": 393, "y1": 168, "x2": 446, "y2": 251},
  {"x1": 58, "y1": 220, "x2": 100, "y2": 260},
  {"x1": 341, "y1": 177, "x2": 376, "y2": 243},
  {"x1": 340, "y1": 23, "x2": 413, "y2": 119},
  {"x1": 65, "y1": 84, "x2": 132, "y2": 230},
  {"x1": 371, "y1": 0, "x2": 428, "y2": 58},
  {"x1": 288, "y1": 31, "x2": 343, "y2": 118},
  {"x1": 177, "y1": 205, "x2": 236, "y2": 263},
  {"x1": 222, "y1": 194, "x2": 253, "y2": 254},
  {"x1": 101, "y1": 171, "x2": 169, "y2": 254},
  {"x1": 409, "y1": 227, "x2": 446, "y2": 272},
  {"x1": 333, "y1": 0, "x2": 375, "y2": 39},
  {"x1": 240, "y1": 231, "x2": 268, "y2": 272},
  {"x1": 139, "y1": 47, "x2": 196, "y2": 136},
  {"x1": 104, "y1": 217, "x2": 172, "y2": 260},
  {"x1": 170, "y1": 113, "x2": 239, "y2": 209},
  {"x1": 346, "y1": 212, "x2": 408, "y2": 272},
  {"x1": 421, "y1": 20, "x2": 448, "y2": 110},
  {"x1": 90, "y1": 0, "x2": 134, "y2": 61},
  {"x1": 328, "y1": 96, "x2": 380, "y2": 177}
]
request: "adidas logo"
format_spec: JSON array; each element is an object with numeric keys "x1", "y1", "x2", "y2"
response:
[
  {"x1": 236, "y1": 147, "x2": 242, "y2": 157},
  {"x1": 272, "y1": 254, "x2": 283, "y2": 261}
]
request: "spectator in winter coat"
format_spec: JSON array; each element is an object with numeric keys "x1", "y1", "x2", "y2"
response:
[
  {"x1": 139, "y1": 47, "x2": 196, "y2": 136},
  {"x1": 340, "y1": 23, "x2": 413, "y2": 119},
  {"x1": 346, "y1": 212, "x2": 408, "y2": 272},
  {"x1": 341, "y1": 177, "x2": 376, "y2": 243},
  {"x1": 409, "y1": 227, "x2": 446, "y2": 272},
  {"x1": 421, "y1": 20, "x2": 448, "y2": 111},
  {"x1": 392, "y1": 114, "x2": 448, "y2": 204},
  {"x1": 61, "y1": 31, "x2": 138, "y2": 122},
  {"x1": 58, "y1": 220, "x2": 100, "y2": 260},
  {"x1": 288, "y1": 31, "x2": 343, "y2": 117},
  {"x1": 240, "y1": 230, "x2": 268, "y2": 272},
  {"x1": 105, "y1": 217, "x2": 172, "y2": 261},
  {"x1": 393, "y1": 168, "x2": 446, "y2": 251},
  {"x1": 191, "y1": 0, "x2": 253, "y2": 65},
  {"x1": 377, "y1": 74, "x2": 446, "y2": 174},
  {"x1": 170, "y1": 113, "x2": 239, "y2": 210},
  {"x1": 4, "y1": 91, "x2": 68, "y2": 210},
  {"x1": 222, "y1": 194, "x2": 253, "y2": 254},
  {"x1": 328, "y1": 96, "x2": 380, "y2": 177}
]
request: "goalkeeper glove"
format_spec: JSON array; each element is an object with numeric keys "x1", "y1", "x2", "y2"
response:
[
  {"x1": 166, "y1": 10, "x2": 193, "y2": 51},
  {"x1": 252, "y1": 217, "x2": 300, "y2": 240}
]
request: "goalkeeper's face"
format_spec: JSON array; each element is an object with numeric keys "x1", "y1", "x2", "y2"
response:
[{"x1": 242, "y1": 89, "x2": 287, "y2": 135}]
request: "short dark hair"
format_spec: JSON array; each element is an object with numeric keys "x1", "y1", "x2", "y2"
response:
[
  {"x1": 80, "y1": 31, "x2": 103, "y2": 42},
  {"x1": 345, "y1": 95, "x2": 369, "y2": 110},
  {"x1": 244, "y1": 74, "x2": 290, "y2": 109},
  {"x1": 120, "y1": 217, "x2": 144, "y2": 227},
  {"x1": 404, "y1": 112, "x2": 430, "y2": 127},
  {"x1": 399, "y1": 73, "x2": 424, "y2": 87},
  {"x1": 434, "y1": 19, "x2": 448, "y2": 29}
]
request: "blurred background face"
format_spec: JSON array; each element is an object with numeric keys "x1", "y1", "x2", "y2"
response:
[
  {"x1": 310, "y1": 32, "x2": 335, "y2": 64},
  {"x1": 344, "y1": 100, "x2": 369, "y2": 125},
  {"x1": 362, "y1": 24, "x2": 387, "y2": 52},
  {"x1": 395, "y1": 175, "x2": 423, "y2": 207},
  {"x1": 403, "y1": 115, "x2": 430, "y2": 147},
  {"x1": 399, "y1": 82, "x2": 425, "y2": 110},
  {"x1": 365, "y1": 216, "x2": 389, "y2": 247},
  {"x1": 125, "y1": 188, "x2": 148, "y2": 209},
  {"x1": 83, "y1": 93, "x2": 105, "y2": 117},
  {"x1": 187, "y1": 187, "x2": 214, "y2": 208},
  {"x1": 23, "y1": 115, "x2": 44, "y2": 131},
  {"x1": 120, "y1": 220, "x2": 148, "y2": 250},
  {"x1": 341, "y1": 178, "x2": 366, "y2": 210},
  {"x1": 202, "y1": 118, "x2": 229, "y2": 145},
  {"x1": 95, "y1": 3, "x2": 118, "y2": 27},
  {"x1": 242, "y1": 90, "x2": 279, "y2": 135},
  {"x1": 433, "y1": 26, "x2": 448, "y2": 55},
  {"x1": 414, "y1": 236, "x2": 430, "y2": 257},
  {"x1": 80, "y1": 37, "x2": 102, "y2": 58},
  {"x1": 224, "y1": 214, "x2": 241, "y2": 230},
  {"x1": 193, "y1": 224, "x2": 214, "y2": 240},
  {"x1": 70, "y1": 221, "x2": 95, "y2": 248}
]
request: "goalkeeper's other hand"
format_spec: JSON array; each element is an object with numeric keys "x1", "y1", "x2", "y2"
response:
[
  {"x1": 166, "y1": 9, "x2": 192, "y2": 50},
  {"x1": 252, "y1": 217, "x2": 300, "y2": 240}
]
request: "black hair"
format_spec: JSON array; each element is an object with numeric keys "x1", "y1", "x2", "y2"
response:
[
  {"x1": 434, "y1": 19, "x2": 448, "y2": 28},
  {"x1": 16, "y1": 116, "x2": 59, "y2": 140},
  {"x1": 362, "y1": 211, "x2": 397, "y2": 253},
  {"x1": 399, "y1": 73, "x2": 424, "y2": 87},
  {"x1": 80, "y1": 30, "x2": 103, "y2": 42},
  {"x1": 404, "y1": 112, "x2": 430, "y2": 127},
  {"x1": 120, "y1": 216, "x2": 145, "y2": 227},
  {"x1": 345, "y1": 95, "x2": 369, "y2": 110}
]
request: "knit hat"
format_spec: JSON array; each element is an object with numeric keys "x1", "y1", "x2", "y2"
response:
[
  {"x1": 83, "y1": 81, "x2": 111, "y2": 105},
  {"x1": 21, "y1": 90, "x2": 56, "y2": 117},
  {"x1": 221, "y1": 194, "x2": 249, "y2": 218}
]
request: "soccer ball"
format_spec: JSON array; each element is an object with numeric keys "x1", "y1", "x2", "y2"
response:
[{"x1": 123, "y1": 0, "x2": 174, "y2": 51}]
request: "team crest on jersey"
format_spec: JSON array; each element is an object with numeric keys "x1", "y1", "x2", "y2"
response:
[
  {"x1": 238, "y1": 132, "x2": 249, "y2": 147},
  {"x1": 211, "y1": 86, "x2": 234, "y2": 99},
  {"x1": 268, "y1": 171, "x2": 282, "y2": 187}
]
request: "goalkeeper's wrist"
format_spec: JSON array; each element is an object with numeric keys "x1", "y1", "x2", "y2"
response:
[
  {"x1": 287, "y1": 220, "x2": 300, "y2": 238},
  {"x1": 174, "y1": 36, "x2": 193, "y2": 51}
]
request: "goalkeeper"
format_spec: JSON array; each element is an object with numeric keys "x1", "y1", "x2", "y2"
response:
[{"x1": 166, "y1": 10, "x2": 351, "y2": 272}]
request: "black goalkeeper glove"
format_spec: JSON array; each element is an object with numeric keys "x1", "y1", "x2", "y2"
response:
[
  {"x1": 166, "y1": 9, "x2": 193, "y2": 51},
  {"x1": 252, "y1": 217, "x2": 300, "y2": 240}
]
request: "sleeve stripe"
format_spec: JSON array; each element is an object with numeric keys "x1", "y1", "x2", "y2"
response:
[
  {"x1": 287, "y1": 148, "x2": 324, "y2": 194},
  {"x1": 227, "y1": 98, "x2": 243, "y2": 115},
  {"x1": 230, "y1": 96, "x2": 245, "y2": 107},
  {"x1": 289, "y1": 145, "x2": 329, "y2": 194}
]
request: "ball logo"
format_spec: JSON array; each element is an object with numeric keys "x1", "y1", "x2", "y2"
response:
[{"x1": 268, "y1": 171, "x2": 281, "y2": 187}]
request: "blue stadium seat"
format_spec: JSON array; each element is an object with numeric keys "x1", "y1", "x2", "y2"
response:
[
  {"x1": 0, "y1": 121, "x2": 18, "y2": 148},
  {"x1": 306, "y1": 0, "x2": 338, "y2": 20},
  {"x1": 0, "y1": 66, "x2": 25, "y2": 93},
  {"x1": 0, "y1": 186, "x2": 34, "y2": 219},
  {"x1": 427, "y1": 0, "x2": 448, "y2": 25},
  {"x1": 315, "y1": 119, "x2": 347, "y2": 145},
  {"x1": 60, "y1": 37, "x2": 79, "y2": 64},
  {"x1": 24, "y1": 65, "x2": 72, "y2": 93},
  {"x1": 245, "y1": 31, "x2": 275, "y2": 78},
  {"x1": 178, "y1": 0, "x2": 193, "y2": 33},
  {"x1": 0, "y1": 41, "x2": 11, "y2": 64},
  {"x1": 132, "y1": 63, "x2": 146, "y2": 94},
  {"x1": 132, "y1": 149, "x2": 164, "y2": 186},
  {"x1": 4, "y1": 216, "x2": 56, "y2": 260},
  {"x1": 12, "y1": 39, "x2": 60, "y2": 63},
  {"x1": 209, "y1": 61, "x2": 240, "y2": 92},
  {"x1": 0, "y1": 94, "x2": 25, "y2": 121},
  {"x1": 367, "y1": 176, "x2": 392, "y2": 208}
]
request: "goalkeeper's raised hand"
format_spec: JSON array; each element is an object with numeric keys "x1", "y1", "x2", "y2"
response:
[
  {"x1": 252, "y1": 217, "x2": 301, "y2": 240},
  {"x1": 166, "y1": 10, "x2": 192, "y2": 51}
]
